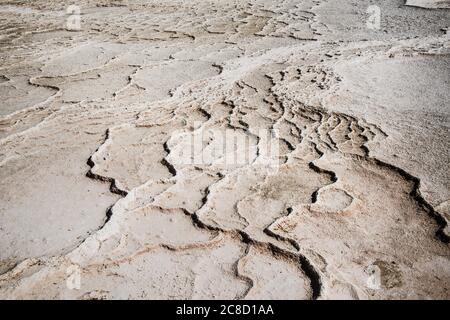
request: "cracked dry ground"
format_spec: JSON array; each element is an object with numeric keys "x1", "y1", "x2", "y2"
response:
[{"x1": 0, "y1": 0, "x2": 449, "y2": 300}]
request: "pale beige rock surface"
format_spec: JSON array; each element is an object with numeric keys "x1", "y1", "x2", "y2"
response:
[{"x1": 0, "y1": 0, "x2": 449, "y2": 299}]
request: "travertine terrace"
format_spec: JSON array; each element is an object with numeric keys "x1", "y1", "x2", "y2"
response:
[{"x1": 0, "y1": 0, "x2": 449, "y2": 299}]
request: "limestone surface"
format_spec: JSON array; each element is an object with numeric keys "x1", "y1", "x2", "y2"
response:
[{"x1": 0, "y1": 0, "x2": 449, "y2": 299}]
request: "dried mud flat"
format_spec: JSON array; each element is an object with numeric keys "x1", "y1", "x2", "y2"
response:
[{"x1": 0, "y1": 0, "x2": 449, "y2": 300}]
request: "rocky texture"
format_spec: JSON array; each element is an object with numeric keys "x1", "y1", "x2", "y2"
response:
[{"x1": 0, "y1": 0, "x2": 449, "y2": 299}]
